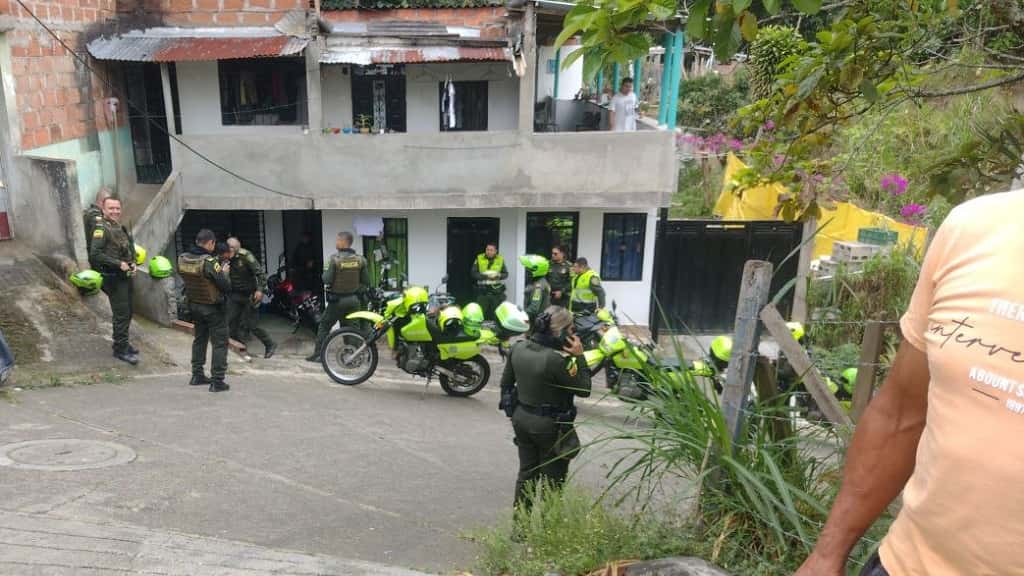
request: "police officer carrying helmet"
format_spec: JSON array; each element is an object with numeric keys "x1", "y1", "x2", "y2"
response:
[
  {"x1": 520, "y1": 254, "x2": 551, "y2": 324},
  {"x1": 548, "y1": 245, "x2": 572, "y2": 308},
  {"x1": 179, "y1": 229, "x2": 232, "y2": 392},
  {"x1": 89, "y1": 196, "x2": 140, "y2": 366},
  {"x1": 570, "y1": 257, "x2": 606, "y2": 315},
  {"x1": 471, "y1": 242, "x2": 508, "y2": 321},
  {"x1": 499, "y1": 306, "x2": 591, "y2": 508},
  {"x1": 226, "y1": 237, "x2": 277, "y2": 359},
  {"x1": 307, "y1": 231, "x2": 369, "y2": 363}
]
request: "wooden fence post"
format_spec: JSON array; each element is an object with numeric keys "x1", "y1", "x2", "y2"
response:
[
  {"x1": 761, "y1": 304, "x2": 854, "y2": 431},
  {"x1": 850, "y1": 321, "x2": 894, "y2": 421},
  {"x1": 722, "y1": 260, "x2": 773, "y2": 445}
]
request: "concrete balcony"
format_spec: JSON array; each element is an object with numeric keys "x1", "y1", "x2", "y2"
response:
[{"x1": 172, "y1": 129, "x2": 675, "y2": 211}]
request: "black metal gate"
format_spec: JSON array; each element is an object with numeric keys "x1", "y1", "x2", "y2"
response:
[
  {"x1": 651, "y1": 219, "x2": 803, "y2": 335},
  {"x1": 175, "y1": 210, "x2": 266, "y2": 267}
]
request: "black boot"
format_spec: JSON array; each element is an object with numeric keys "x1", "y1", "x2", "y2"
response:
[
  {"x1": 209, "y1": 379, "x2": 230, "y2": 393},
  {"x1": 113, "y1": 349, "x2": 139, "y2": 366},
  {"x1": 305, "y1": 344, "x2": 321, "y2": 363},
  {"x1": 127, "y1": 344, "x2": 140, "y2": 355},
  {"x1": 189, "y1": 374, "x2": 211, "y2": 386},
  {"x1": 264, "y1": 342, "x2": 278, "y2": 359}
]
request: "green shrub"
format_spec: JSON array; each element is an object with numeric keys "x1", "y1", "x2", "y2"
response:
[{"x1": 676, "y1": 72, "x2": 750, "y2": 133}]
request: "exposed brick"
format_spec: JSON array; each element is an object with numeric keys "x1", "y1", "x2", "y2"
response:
[
  {"x1": 238, "y1": 11, "x2": 267, "y2": 24},
  {"x1": 222, "y1": 0, "x2": 243, "y2": 8},
  {"x1": 22, "y1": 111, "x2": 39, "y2": 131},
  {"x1": 48, "y1": 124, "x2": 61, "y2": 142},
  {"x1": 188, "y1": 10, "x2": 213, "y2": 22},
  {"x1": 248, "y1": 0, "x2": 272, "y2": 9},
  {"x1": 168, "y1": 0, "x2": 190, "y2": 11},
  {"x1": 196, "y1": 0, "x2": 218, "y2": 10},
  {"x1": 32, "y1": 128, "x2": 50, "y2": 148}
]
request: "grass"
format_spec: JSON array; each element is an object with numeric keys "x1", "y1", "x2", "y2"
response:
[{"x1": 471, "y1": 483, "x2": 688, "y2": 576}]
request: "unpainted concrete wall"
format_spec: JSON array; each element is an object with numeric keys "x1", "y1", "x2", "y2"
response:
[
  {"x1": 131, "y1": 172, "x2": 183, "y2": 326},
  {"x1": 174, "y1": 130, "x2": 676, "y2": 211},
  {"x1": 10, "y1": 155, "x2": 88, "y2": 268}
]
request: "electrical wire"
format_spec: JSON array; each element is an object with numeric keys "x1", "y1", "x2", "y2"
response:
[{"x1": 13, "y1": 0, "x2": 315, "y2": 204}]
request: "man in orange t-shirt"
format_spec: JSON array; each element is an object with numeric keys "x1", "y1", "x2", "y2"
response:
[{"x1": 796, "y1": 190, "x2": 1024, "y2": 576}]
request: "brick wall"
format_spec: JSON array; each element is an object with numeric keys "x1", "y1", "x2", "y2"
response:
[
  {"x1": 3, "y1": 0, "x2": 121, "y2": 151},
  {"x1": 154, "y1": 0, "x2": 307, "y2": 26},
  {"x1": 323, "y1": 7, "x2": 507, "y2": 38}
]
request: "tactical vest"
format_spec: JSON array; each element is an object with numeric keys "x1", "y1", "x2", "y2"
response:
[
  {"x1": 476, "y1": 254, "x2": 504, "y2": 287},
  {"x1": 229, "y1": 248, "x2": 257, "y2": 293},
  {"x1": 329, "y1": 252, "x2": 363, "y2": 295},
  {"x1": 549, "y1": 261, "x2": 572, "y2": 292},
  {"x1": 571, "y1": 269, "x2": 599, "y2": 305},
  {"x1": 178, "y1": 252, "x2": 221, "y2": 305}
]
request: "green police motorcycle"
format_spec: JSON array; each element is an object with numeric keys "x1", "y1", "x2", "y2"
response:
[{"x1": 320, "y1": 279, "x2": 527, "y2": 397}]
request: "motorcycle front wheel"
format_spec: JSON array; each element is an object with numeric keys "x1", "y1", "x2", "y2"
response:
[
  {"x1": 439, "y1": 356, "x2": 490, "y2": 397},
  {"x1": 321, "y1": 328, "x2": 379, "y2": 385}
]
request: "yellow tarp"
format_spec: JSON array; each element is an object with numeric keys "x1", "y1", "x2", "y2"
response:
[{"x1": 714, "y1": 154, "x2": 928, "y2": 259}]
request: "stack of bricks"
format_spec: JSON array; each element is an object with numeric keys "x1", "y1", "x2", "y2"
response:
[
  {"x1": 4, "y1": 0, "x2": 120, "y2": 151},
  {"x1": 155, "y1": 0, "x2": 307, "y2": 26}
]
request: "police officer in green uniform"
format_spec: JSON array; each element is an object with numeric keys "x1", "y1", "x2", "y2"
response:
[
  {"x1": 179, "y1": 229, "x2": 232, "y2": 392},
  {"x1": 520, "y1": 254, "x2": 551, "y2": 324},
  {"x1": 570, "y1": 257, "x2": 606, "y2": 315},
  {"x1": 226, "y1": 237, "x2": 277, "y2": 359},
  {"x1": 307, "y1": 231, "x2": 369, "y2": 363},
  {"x1": 88, "y1": 196, "x2": 139, "y2": 366},
  {"x1": 499, "y1": 306, "x2": 591, "y2": 508},
  {"x1": 471, "y1": 243, "x2": 508, "y2": 321},
  {"x1": 83, "y1": 187, "x2": 111, "y2": 251},
  {"x1": 548, "y1": 245, "x2": 572, "y2": 308}
]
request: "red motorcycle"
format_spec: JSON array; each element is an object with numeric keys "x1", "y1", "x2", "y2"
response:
[{"x1": 267, "y1": 254, "x2": 323, "y2": 334}]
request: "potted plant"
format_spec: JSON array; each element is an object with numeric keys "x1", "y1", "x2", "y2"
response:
[{"x1": 356, "y1": 114, "x2": 373, "y2": 134}]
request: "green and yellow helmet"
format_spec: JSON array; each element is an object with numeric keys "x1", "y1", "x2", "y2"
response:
[
  {"x1": 402, "y1": 286, "x2": 429, "y2": 312},
  {"x1": 786, "y1": 321, "x2": 806, "y2": 343},
  {"x1": 710, "y1": 335, "x2": 733, "y2": 363},
  {"x1": 70, "y1": 269, "x2": 103, "y2": 296},
  {"x1": 133, "y1": 244, "x2": 147, "y2": 266},
  {"x1": 149, "y1": 256, "x2": 173, "y2": 279},
  {"x1": 519, "y1": 254, "x2": 550, "y2": 278},
  {"x1": 842, "y1": 367, "x2": 858, "y2": 386},
  {"x1": 438, "y1": 305, "x2": 463, "y2": 332},
  {"x1": 462, "y1": 302, "x2": 484, "y2": 335},
  {"x1": 495, "y1": 301, "x2": 530, "y2": 333}
]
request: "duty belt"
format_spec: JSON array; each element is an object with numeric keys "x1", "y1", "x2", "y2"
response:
[{"x1": 517, "y1": 403, "x2": 576, "y2": 421}]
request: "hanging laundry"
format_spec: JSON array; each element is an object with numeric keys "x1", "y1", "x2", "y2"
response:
[{"x1": 447, "y1": 78, "x2": 457, "y2": 129}]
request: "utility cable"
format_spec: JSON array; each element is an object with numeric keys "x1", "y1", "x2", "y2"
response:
[{"x1": 13, "y1": 0, "x2": 315, "y2": 204}]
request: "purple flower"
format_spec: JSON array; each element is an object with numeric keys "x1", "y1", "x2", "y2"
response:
[
  {"x1": 772, "y1": 154, "x2": 786, "y2": 167},
  {"x1": 762, "y1": 120, "x2": 776, "y2": 131},
  {"x1": 900, "y1": 203, "x2": 926, "y2": 223},
  {"x1": 728, "y1": 138, "x2": 744, "y2": 151},
  {"x1": 881, "y1": 173, "x2": 909, "y2": 196}
]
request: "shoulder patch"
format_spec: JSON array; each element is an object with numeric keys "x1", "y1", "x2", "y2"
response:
[
  {"x1": 566, "y1": 356, "x2": 579, "y2": 377},
  {"x1": 213, "y1": 262, "x2": 222, "y2": 272},
  {"x1": 92, "y1": 228, "x2": 104, "y2": 239},
  {"x1": 591, "y1": 277, "x2": 601, "y2": 286}
]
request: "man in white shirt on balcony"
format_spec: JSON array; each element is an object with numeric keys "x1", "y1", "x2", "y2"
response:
[{"x1": 609, "y1": 77, "x2": 637, "y2": 132}]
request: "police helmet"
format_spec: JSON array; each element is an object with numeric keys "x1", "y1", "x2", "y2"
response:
[
  {"x1": 70, "y1": 269, "x2": 103, "y2": 296},
  {"x1": 519, "y1": 254, "x2": 550, "y2": 279},
  {"x1": 149, "y1": 256, "x2": 173, "y2": 279}
]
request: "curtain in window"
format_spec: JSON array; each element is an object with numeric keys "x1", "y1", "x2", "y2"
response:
[{"x1": 601, "y1": 214, "x2": 646, "y2": 281}]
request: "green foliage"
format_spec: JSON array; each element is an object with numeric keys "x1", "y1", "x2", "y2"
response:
[
  {"x1": 673, "y1": 162, "x2": 721, "y2": 218},
  {"x1": 677, "y1": 71, "x2": 751, "y2": 132},
  {"x1": 472, "y1": 483, "x2": 686, "y2": 576},
  {"x1": 748, "y1": 26, "x2": 807, "y2": 100},
  {"x1": 809, "y1": 245, "x2": 921, "y2": 350}
]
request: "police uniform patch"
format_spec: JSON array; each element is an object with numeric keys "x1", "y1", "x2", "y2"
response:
[
  {"x1": 532, "y1": 289, "x2": 542, "y2": 302},
  {"x1": 566, "y1": 357, "x2": 578, "y2": 377},
  {"x1": 92, "y1": 228, "x2": 104, "y2": 239},
  {"x1": 213, "y1": 262, "x2": 222, "y2": 272}
]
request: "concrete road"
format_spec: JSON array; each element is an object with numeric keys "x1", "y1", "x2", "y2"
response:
[{"x1": 0, "y1": 357, "x2": 640, "y2": 574}]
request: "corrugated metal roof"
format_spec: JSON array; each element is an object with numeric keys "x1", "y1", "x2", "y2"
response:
[
  {"x1": 87, "y1": 27, "x2": 309, "y2": 62},
  {"x1": 321, "y1": 45, "x2": 509, "y2": 64},
  {"x1": 323, "y1": 20, "x2": 483, "y2": 38}
]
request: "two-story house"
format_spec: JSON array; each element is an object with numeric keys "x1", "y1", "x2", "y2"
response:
[{"x1": 82, "y1": 0, "x2": 676, "y2": 324}]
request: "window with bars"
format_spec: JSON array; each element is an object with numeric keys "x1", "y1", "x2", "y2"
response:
[
  {"x1": 600, "y1": 213, "x2": 646, "y2": 281},
  {"x1": 218, "y1": 58, "x2": 307, "y2": 126},
  {"x1": 439, "y1": 81, "x2": 488, "y2": 131},
  {"x1": 526, "y1": 212, "x2": 579, "y2": 260},
  {"x1": 363, "y1": 218, "x2": 409, "y2": 289}
]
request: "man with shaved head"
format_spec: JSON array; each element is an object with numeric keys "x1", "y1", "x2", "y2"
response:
[{"x1": 226, "y1": 237, "x2": 277, "y2": 359}]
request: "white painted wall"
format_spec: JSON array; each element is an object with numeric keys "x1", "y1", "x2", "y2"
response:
[
  {"x1": 176, "y1": 61, "x2": 306, "y2": 136},
  {"x1": 263, "y1": 209, "x2": 285, "y2": 272},
  {"x1": 318, "y1": 62, "x2": 519, "y2": 134},
  {"x1": 573, "y1": 208, "x2": 658, "y2": 325},
  {"x1": 321, "y1": 207, "x2": 657, "y2": 325},
  {"x1": 537, "y1": 45, "x2": 584, "y2": 102},
  {"x1": 321, "y1": 208, "x2": 522, "y2": 295},
  {"x1": 321, "y1": 65, "x2": 354, "y2": 131}
]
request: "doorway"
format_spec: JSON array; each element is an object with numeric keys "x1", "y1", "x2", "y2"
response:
[
  {"x1": 351, "y1": 66, "x2": 406, "y2": 133},
  {"x1": 124, "y1": 63, "x2": 173, "y2": 184},
  {"x1": 446, "y1": 217, "x2": 500, "y2": 305},
  {"x1": 282, "y1": 210, "x2": 323, "y2": 292}
]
